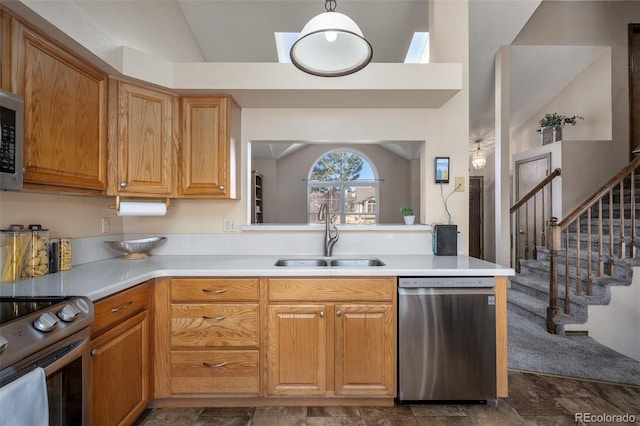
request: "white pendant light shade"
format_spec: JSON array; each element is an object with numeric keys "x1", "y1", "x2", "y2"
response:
[
  {"x1": 290, "y1": 11, "x2": 373, "y2": 77},
  {"x1": 471, "y1": 145, "x2": 487, "y2": 170}
]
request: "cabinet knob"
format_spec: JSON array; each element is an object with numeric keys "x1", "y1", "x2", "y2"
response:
[
  {"x1": 91, "y1": 349, "x2": 98, "y2": 357},
  {"x1": 219, "y1": 185, "x2": 225, "y2": 191},
  {"x1": 120, "y1": 182, "x2": 127, "y2": 188},
  {"x1": 336, "y1": 310, "x2": 342, "y2": 316},
  {"x1": 319, "y1": 311, "x2": 325, "y2": 318}
]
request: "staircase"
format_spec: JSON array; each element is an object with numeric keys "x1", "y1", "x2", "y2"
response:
[{"x1": 508, "y1": 171, "x2": 640, "y2": 334}]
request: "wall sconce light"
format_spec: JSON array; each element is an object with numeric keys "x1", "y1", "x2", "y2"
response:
[
  {"x1": 471, "y1": 141, "x2": 486, "y2": 170},
  {"x1": 290, "y1": 0, "x2": 373, "y2": 77}
]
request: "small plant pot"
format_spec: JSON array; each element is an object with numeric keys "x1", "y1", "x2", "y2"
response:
[{"x1": 404, "y1": 215, "x2": 415, "y2": 225}]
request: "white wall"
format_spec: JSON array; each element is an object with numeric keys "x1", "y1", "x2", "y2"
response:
[
  {"x1": 513, "y1": 1, "x2": 640, "y2": 169},
  {"x1": 511, "y1": 48, "x2": 613, "y2": 156},
  {"x1": 566, "y1": 271, "x2": 640, "y2": 362}
]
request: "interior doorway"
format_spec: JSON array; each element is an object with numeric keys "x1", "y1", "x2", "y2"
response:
[
  {"x1": 469, "y1": 176, "x2": 484, "y2": 259},
  {"x1": 514, "y1": 154, "x2": 551, "y2": 271},
  {"x1": 630, "y1": 24, "x2": 640, "y2": 157}
]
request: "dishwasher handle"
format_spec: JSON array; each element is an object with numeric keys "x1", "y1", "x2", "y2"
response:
[{"x1": 398, "y1": 287, "x2": 495, "y2": 296}]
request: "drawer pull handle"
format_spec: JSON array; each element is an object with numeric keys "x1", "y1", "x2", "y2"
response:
[
  {"x1": 91, "y1": 349, "x2": 98, "y2": 357},
  {"x1": 111, "y1": 301, "x2": 132, "y2": 313},
  {"x1": 336, "y1": 310, "x2": 342, "y2": 316},
  {"x1": 202, "y1": 361, "x2": 228, "y2": 368},
  {"x1": 319, "y1": 311, "x2": 325, "y2": 318},
  {"x1": 203, "y1": 316, "x2": 227, "y2": 321},
  {"x1": 202, "y1": 289, "x2": 227, "y2": 294}
]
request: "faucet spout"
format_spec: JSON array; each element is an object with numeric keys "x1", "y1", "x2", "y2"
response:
[{"x1": 318, "y1": 203, "x2": 339, "y2": 257}]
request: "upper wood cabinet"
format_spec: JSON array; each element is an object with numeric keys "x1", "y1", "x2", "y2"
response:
[
  {"x1": 179, "y1": 96, "x2": 241, "y2": 199},
  {"x1": 108, "y1": 85, "x2": 241, "y2": 199},
  {"x1": 108, "y1": 79, "x2": 178, "y2": 197},
  {"x1": 9, "y1": 13, "x2": 108, "y2": 192}
]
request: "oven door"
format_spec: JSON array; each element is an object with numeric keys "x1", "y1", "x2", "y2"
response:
[{"x1": 1, "y1": 328, "x2": 90, "y2": 425}]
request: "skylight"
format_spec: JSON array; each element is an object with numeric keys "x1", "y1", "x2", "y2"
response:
[
  {"x1": 274, "y1": 32, "x2": 298, "y2": 63},
  {"x1": 404, "y1": 32, "x2": 430, "y2": 63},
  {"x1": 275, "y1": 32, "x2": 429, "y2": 64}
]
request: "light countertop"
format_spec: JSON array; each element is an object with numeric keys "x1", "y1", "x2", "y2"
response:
[{"x1": 0, "y1": 254, "x2": 514, "y2": 301}]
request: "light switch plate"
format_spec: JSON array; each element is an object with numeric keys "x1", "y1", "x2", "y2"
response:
[
  {"x1": 455, "y1": 177, "x2": 465, "y2": 192},
  {"x1": 223, "y1": 218, "x2": 237, "y2": 232},
  {"x1": 101, "y1": 217, "x2": 110, "y2": 233}
]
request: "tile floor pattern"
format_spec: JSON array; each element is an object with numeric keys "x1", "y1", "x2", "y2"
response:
[{"x1": 134, "y1": 370, "x2": 640, "y2": 426}]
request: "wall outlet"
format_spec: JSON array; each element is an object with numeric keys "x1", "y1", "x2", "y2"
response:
[
  {"x1": 455, "y1": 177, "x2": 465, "y2": 192},
  {"x1": 223, "y1": 218, "x2": 237, "y2": 232},
  {"x1": 101, "y1": 217, "x2": 110, "y2": 233}
]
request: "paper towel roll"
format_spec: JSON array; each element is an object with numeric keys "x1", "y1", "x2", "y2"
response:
[{"x1": 117, "y1": 201, "x2": 167, "y2": 216}]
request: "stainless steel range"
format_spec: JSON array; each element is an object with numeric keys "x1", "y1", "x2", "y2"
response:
[{"x1": 0, "y1": 296, "x2": 94, "y2": 425}]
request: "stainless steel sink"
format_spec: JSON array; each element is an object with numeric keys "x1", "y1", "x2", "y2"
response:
[
  {"x1": 274, "y1": 257, "x2": 384, "y2": 267},
  {"x1": 274, "y1": 258, "x2": 329, "y2": 267},
  {"x1": 329, "y1": 258, "x2": 385, "y2": 267}
]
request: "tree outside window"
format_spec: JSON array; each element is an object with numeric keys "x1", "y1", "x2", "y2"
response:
[{"x1": 307, "y1": 150, "x2": 379, "y2": 224}]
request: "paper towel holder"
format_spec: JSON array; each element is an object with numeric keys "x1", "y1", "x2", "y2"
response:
[{"x1": 108, "y1": 195, "x2": 171, "y2": 212}]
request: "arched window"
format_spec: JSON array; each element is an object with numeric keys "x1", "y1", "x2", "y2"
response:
[{"x1": 307, "y1": 149, "x2": 379, "y2": 224}]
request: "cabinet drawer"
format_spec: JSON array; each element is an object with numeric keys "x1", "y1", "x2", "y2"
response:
[
  {"x1": 171, "y1": 278, "x2": 258, "y2": 302},
  {"x1": 171, "y1": 350, "x2": 259, "y2": 395},
  {"x1": 92, "y1": 282, "x2": 151, "y2": 337},
  {"x1": 268, "y1": 277, "x2": 395, "y2": 302},
  {"x1": 171, "y1": 304, "x2": 258, "y2": 348}
]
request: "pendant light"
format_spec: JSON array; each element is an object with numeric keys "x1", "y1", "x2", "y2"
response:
[
  {"x1": 290, "y1": 0, "x2": 373, "y2": 77},
  {"x1": 471, "y1": 141, "x2": 486, "y2": 170}
]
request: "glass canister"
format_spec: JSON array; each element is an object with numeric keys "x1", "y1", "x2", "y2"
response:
[
  {"x1": 48, "y1": 238, "x2": 60, "y2": 274},
  {"x1": 0, "y1": 225, "x2": 31, "y2": 282},
  {"x1": 25, "y1": 224, "x2": 49, "y2": 278},
  {"x1": 58, "y1": 237, "x2": 72, "y2": 271}
]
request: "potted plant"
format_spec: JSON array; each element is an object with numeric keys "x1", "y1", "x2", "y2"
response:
[
  {"x1": 537, "y1": 113, "x2": 584, "y2": 144},
  {"x1": 400, "y1": 206, "x2": 415, "y2": 225}
]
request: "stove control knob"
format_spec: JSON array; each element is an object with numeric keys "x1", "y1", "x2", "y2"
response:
[
  {"x1": 0, "y1": 335, "x2": 7, "y2": 355},
  {"x1": 58, "y1": 304, "x2": 80, "y2": 322},
  {"x1": 34, "y1": 312, "x2": 58, "y2": 332}
]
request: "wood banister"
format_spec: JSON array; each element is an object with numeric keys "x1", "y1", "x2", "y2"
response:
[
  {"x1": 510, "y1": 168, "x2": 561, "y2": 214},
  {"x1": 558, "y1": 156, "x2": 640, "y2": 228}
]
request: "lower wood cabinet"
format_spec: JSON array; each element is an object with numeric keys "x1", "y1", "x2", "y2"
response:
[
  {"x1": 154, "y1": 277, "x2": 261, "y2": 398},
  {"x1": 90, "y1": 282, "x2": 151, "y2": 426},
  {"x1": 153, "y1": 276, "x2": 397, "y2": 405},
  {"x1": 265, "y1": 277, "x2": 397, "y2": 398}
]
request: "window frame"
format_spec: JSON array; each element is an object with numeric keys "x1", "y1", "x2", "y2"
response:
[{"x1": 306, "y1": 149, "x2": 379, "y2": 225}]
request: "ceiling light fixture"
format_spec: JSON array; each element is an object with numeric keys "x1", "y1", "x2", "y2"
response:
[
  {"x1": 290, "y1": 0, "x2": 373, "y2": 77},
  {"x1": 471, "y1": 141, "x2": 487, "y2": 170}
]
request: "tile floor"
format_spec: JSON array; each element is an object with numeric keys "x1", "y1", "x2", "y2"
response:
[{"x1": 134, "y1": 370, "x2": 640, "y2": 425}]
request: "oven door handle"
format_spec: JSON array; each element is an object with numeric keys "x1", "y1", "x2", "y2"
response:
[{"x1": 42, "y1": 336, "x2": 89, "y2": 378}]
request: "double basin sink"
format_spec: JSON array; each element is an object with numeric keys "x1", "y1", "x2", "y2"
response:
[{"x1": 274, "y1": 257, "x2": 385, "y2": 268}]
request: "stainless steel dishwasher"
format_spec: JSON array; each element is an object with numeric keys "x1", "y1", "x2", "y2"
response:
[{"x1": 397, "y1": 277, "x2": 497, "y2": 402}]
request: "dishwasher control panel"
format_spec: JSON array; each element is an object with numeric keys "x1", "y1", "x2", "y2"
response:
[{"x1": 398, "y1": 276, "x2": 495, "y2": 288}]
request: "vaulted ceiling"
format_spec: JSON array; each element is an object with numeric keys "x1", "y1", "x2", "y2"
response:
[{"x1": 10, "y1": 0, "x2": 604, "y2": 154}]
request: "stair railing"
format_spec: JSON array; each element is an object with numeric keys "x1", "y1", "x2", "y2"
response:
[
  {"x1": 546, "y1": 156, "x2": 640, "y2": 333},
  {"x1": 510, "y1": 168, "x2": 562, "y2": 272}
]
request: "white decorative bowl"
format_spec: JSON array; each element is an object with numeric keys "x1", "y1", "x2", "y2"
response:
[{"x1": 103, "y1": 237, "x2": 167, "y2": 260}]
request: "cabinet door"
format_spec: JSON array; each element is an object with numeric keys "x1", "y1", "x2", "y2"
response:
[
  {"x1": 90, "y1": 310, "x2": 150, "y2": 426},
  {"x1": 334, "y1": 304, "x2": 396, "y2": 396},
  {"x1": 266, "y1": 304, "x2": 327, "y2": 396},
  {"x1": 113, "y1": 81, "x2": 176, "y2": 196},
  {"x1": 14, "y1": 22, "x2": 108, "y2": 192},
  {"x1": 179, "y1": 97, "x2": 233, "y2": 198}
]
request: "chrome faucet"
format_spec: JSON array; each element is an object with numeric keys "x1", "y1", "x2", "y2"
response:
[{"x1": 318, "y1": 203, "x2": 339, "y2": 257}]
